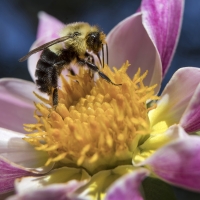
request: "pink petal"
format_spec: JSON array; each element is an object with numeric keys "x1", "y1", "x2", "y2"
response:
[
  {"x1": 37, "y1": 12, "x2": 64, "y2": 39},
  {"x1": 7, "y1": 180, "x2": 86, "y2": 200},
  {"x1": 28, "y1": 39, "x2": 47, "y2": 81},
  {"x1": 0, "y1": 157, "x2": 32, "y2": 194},
  {"x1": 141, "y1": 135, "x2": 200, "y2": 192},
  {"x1": 107, "y1": 13, "x2": 162, "y2": 94},
  {"x1": 0, "y1": 78, "x2": 38, "y2": 133},
  {"x1": 150, "y1": 67, "x2": 200, "y2": 127},
  {"x1": 180, "y1": 84, "x2": 200, "y2": 132},
  {"x1": 0, "y1": 128, "x2": 53, "y2": 193},
  {"x1": 105, "y1": 168, "x2": 149, "y2": 200},
  {"x1": 141, "y1": 0, "x2": 184, "y2": 76},
  {"x1": 0, "y1": 128, "x2": 54, "y2": 174},
  {"x1": 28, "y1": 12, "x2": 64, "y2": 81}
]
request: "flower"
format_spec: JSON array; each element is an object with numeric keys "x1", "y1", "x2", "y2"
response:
[{"x1": 1, "y1": 0, "x2": 200, "y2": 199}]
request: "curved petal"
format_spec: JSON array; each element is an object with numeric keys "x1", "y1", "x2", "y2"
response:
[
  {"x1": 107, "y1": 13, "x2": 162, "y2": 94},
  {"x1": 28, "y1": 12, "x2": 64, "y2": 81},
  {"x1": 28, "y1": 39, "x2": 48, "y2": 82},
  {"x1": 7, "y1": 181, "x2": 86, "y2": 200},
  {"x1": 180, "y1": 83, "x2": 200, "y2": 132},
  {"x1": 141, "y1": 135, "x2": 200, "y2": 192},
  {"x1": 37, "y1": 11, "x2": 64, "y2": 39},
  {"x1": 105, "y1": 168, "x2": 149, "y2": 200},
  {"x1": 139, "y1": 124, "x2": 188, "y2": 150},
  {"x1": 0, "y1": 78, "x2": 38, "y2": 133},
  {"x1": 149, "y1": 67, "x2": 200, "y2": 128},
  {"x1": 0, "y1": 128, "x2": 54, "y2": 174},
  {"x1": 0, "y1": 158, "x2": 32, "y2": 194},
  {"x1": 14, "y1": 167, "x2": 90, "y2": 194},
  {"x1": 141, "y1": 0, "x2": 184, "y2": 76},
  {"x1": 133, "y1": 125, "x2": 188, "y2": 165},
  {"x1": 76, "y1": 165, "x2": 135, "y2": 199}
]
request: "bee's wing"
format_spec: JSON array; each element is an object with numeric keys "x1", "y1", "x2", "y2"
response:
[{"x1": 19, "y1": 35, "x2": 73, "y2": 62}]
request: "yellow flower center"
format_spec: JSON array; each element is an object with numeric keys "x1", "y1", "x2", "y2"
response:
[{"x1": 24, "y1": 61, "x2": 159, "y2": 175}]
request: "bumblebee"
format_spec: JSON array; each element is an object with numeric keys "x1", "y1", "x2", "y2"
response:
[{"x1": 20, "y1": 22, "x2": 121, "y2": 106}]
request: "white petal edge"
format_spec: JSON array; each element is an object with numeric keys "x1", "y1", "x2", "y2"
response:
[
  {"x1": 7, "y1": 180, "x2": 87, "y2": 200},
  {"x1": 0, "y1": 128, "x2": 54, "y2": 174},
  {"x1": 14, "y1": 167, "x2": 90, "y2": 194}
]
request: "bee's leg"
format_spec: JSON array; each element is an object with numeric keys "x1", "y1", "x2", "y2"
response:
[
  {"x1": 85, "y1": 54, "x2": 95, "y2": 78},
  {"x1": 51, "y1": 66, "x2": 59, "y2": 107},
  {"x1": 84, "y1": 60, "x2": 122, "y2": 86},
  {"x1": 98, "y1": 71, "x2": 122, "y2": 86},
  {"x1": 47, "y1": 88, "x2": 58, "y2": 117},
  {"x1": 106, "y1": 43, "x2": 109, "y2": 66},
  {"x1": 52, "y1": 88, "x2": 58, "y2": 107},
  {"x1": 54, "y1": 60, "x2": 77, "y2": 76},
  {"x1": 102, "y1": 44, "x2": 104, "y2": 68}
]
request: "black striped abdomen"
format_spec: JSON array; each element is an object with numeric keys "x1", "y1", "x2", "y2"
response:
[{"x1": 35, "y1": 49, "x2": 59, "y2": 94}]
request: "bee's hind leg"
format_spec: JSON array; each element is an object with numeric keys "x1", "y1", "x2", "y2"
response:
[
  {"x1": 47, "y1": 88, "x2": 58, "y2": 117},
  {"x1": 52, "y1": 88, "x2": 58, "y2": 107}
]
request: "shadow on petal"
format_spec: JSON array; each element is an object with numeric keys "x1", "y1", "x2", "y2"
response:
[
  {"x1": 107, "y1": 13, "x2": 162, "y2": 94},
  {"x1": 105, "y1": 168, "x2": 149, "y2": 200}
]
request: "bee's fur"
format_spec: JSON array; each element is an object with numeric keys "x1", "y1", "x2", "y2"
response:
[{"x1": 20, "y1": 22, "x2": 121, "y2": 106}]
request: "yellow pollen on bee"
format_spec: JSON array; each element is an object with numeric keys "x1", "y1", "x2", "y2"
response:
[{"x1": 23, "y1": 61, "x2": 159, "y2": 175}]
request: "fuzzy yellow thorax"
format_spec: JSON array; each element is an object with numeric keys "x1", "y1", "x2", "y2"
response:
[{"x1": 24, "y1": 61, "x2": 159, "y2": 175}]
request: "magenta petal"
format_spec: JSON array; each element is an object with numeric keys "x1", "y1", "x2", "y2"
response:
[
  {"x1": 142, "y1": 136, "x2": 200, "y2": 192},
  {"x1": 7, "y1": 181, "x2": 86, "y2": 200},
  {"x1": 141, "y1": 0, "x2": 184, "y2": 76},
  {"x1": 105, "y1": 168, "x2": 149, "y2": 200},
  {"x1": 0, "y1": 78, "x2": 37, "y2": 133},
  {"x1": 180, "y1": 84, "x2": 200, "y2": 132},
  {"x1": 107, "y1": 13, "x2": 162, "y2": 93},
  {"x1": 0, "y1": 157, "x2": 32, "y2": 194}
]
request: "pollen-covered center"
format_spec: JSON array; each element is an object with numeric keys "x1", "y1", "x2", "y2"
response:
[{"x1": 24, "y1": 61, "x2": 158, "y2": 175}]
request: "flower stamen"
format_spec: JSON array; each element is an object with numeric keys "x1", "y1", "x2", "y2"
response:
[{"x1": 24, "y1": 61, "x2": 159, "y2": 174}]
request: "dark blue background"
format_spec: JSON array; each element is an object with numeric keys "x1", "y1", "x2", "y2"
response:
[{"x1": 0, "y1": 0, "x2": 199, "y2": 91}]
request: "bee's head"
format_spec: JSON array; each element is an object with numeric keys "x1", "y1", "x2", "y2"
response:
[{"x1": 86, "y1": 31, "x2": 106, "y2": 53}]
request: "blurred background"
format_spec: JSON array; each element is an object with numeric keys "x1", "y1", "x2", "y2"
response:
[{"x1": 0, "y1": 0, "x2": 199, "y2": 90}]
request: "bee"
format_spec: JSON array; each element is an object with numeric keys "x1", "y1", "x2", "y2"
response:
[{"x1": 19, "y1": 22, "x2": 121, "y2": 106}]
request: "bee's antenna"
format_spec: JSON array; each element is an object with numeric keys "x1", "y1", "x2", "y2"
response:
[
  {"x1": 97, "y1": 53, "x2": 102, "y2": 67},
  {"x1": 106, "y1": 43, "x2": 108, "y2": 66},
  {"x1": 102, "y1": 44, "x2": 104, "y2": 68}
]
